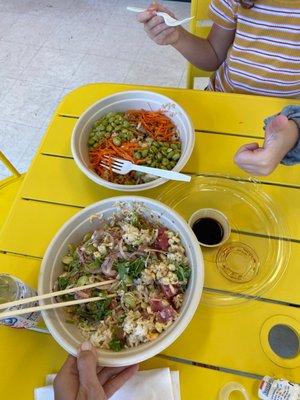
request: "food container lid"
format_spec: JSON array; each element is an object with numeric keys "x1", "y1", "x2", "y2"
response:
[{"x1": 157, "y1": 174, "x2": 290, "y2": 306}]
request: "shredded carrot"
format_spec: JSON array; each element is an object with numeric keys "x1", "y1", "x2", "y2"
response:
[
  {"x1": 126, "y1": 109, "x2": 176, "y2": 141},
  {"x1": 89, "y1": 139, "x2": 146, "y2": 184},
  {"x1": 89, "y1": 109, "x2": 179, "y2": 184}
]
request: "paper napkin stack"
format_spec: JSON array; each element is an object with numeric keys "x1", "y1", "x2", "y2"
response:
[{"x1": 34, "y1": 368, "x2": 181, "y2": 400}]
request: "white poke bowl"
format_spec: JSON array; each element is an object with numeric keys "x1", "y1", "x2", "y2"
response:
[
  {"x1": 39, "y1": 196, "x2": 204, "y2": 366},
  {"x1": 71, "y1": 90, "x2": 195, "y2": 191}
]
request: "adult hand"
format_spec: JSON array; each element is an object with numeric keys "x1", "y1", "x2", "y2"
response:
[
  {"x1": 137, "y1": 3, "x2": 182, "y2": 46},
  {"x1": 54, "y1": 341, "x2": 139, "y2": 400},
  {"x1": 234, "y1": 114, "x2": 299, "y2": 176}
]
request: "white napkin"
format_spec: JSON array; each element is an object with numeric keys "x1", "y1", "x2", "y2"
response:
[
  {"x1": 170, "y1": 371, "x2": 181, "y2": 400},
  {"x1": 34, "y1": 368, "x2": 180, "y2": 400},
  {"x1": 110, "y1": 368, "x2": 180, "y2": 400}
]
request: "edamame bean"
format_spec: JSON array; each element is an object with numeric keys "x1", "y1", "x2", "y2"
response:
[
  {"x1": 167, "y1": 151, "x2": 174, "y2": 159},
  {"x1": 83, "y1": 232, "x2": 92, "y2": 241},
  {"x1": 162, "y1": 158, "x2": 169, "y2": 166},
  {"x1": 127, "y1": 132, "x2": 133, "y2": 140},
  {"x1": 135, "y1": 151, "x2": 142, "y2": 159},
  {"x1": 77, "y1": 276, "x2": 89, "y2": 286},
  {"x1": 172, "y1": 153, "x2": 180, "y2": 161},
  {"x1": 141, "y1": 149, "x2": 148, "y2": 158},
  {"x1": 62, "y1": 255, "x2": 73, "y2": 265},
  {"x1": 123, "y1": 292, "x2": 136, "y2": 308},
  {"x1": 113, "y1": 137, "x2": 121, "y2": 146},
  {"x1": 146, "y1": 157, "x2": 152, "y2": 165}
]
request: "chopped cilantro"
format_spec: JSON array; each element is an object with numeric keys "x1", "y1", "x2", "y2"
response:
[
  {"x1": 75, "y1": 298, "x2": 111, "y2": 323},
  {"x1": 85, "y1": 258, "x2": 101, "y2": 272},
  {"x1": 175, "y1": 263, "x2": 190, "y2": 282},
  {"x1": 117, "y1": 262, "x2": 127, "y2": 280},
  {"x1": 109, "y1": 338, "x2": 124, "y2": 352},
  {"x1": 130, "y1": 212, "x2": 139, "y2": 227},
  {"x1": 116, "y1": 257, "x2": 146, "y2": 281},
  {"x1": 68, "y1": 257, "x2": 81, "y2": 272},
  {"x1": 58, "y1": 277, "x2": 69, "y2": 290}
]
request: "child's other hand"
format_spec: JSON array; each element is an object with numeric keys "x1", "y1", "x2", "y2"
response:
[
  {"x1": 137, "y1": 3, "x2": 181, "y2": 46},
  {"x1": 234, "y1": 115, "x2": 299, "y2": 176}
]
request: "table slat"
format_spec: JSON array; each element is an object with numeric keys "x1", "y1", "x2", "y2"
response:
[
  {"x1": 1, "y1": 200, "x2": 300, "y2": 305},
  {"x1": 57, "y1": 83, "x2": 300, "y2": 137},
  {"x1": 163, "y1": 300, "x2": 300, "y2": 379},
  {"x1": 19, "y1": 155, "x2": 300, "y2": 241},
  {"x1": 142, "y1": 357, "x2": 259, "y2": 400},
  {"x1": 40, "y1": 117, "x2": 300, "y2": 187},
  {"x1": 0, "y1": 200, "x2": 78, "y2": 258}
]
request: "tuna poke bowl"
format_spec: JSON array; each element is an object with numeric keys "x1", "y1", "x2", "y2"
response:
[{"x1": 39, "y1": 196, "x2": 204, "y2": 366}]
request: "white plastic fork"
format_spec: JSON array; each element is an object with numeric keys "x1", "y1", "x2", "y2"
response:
[
  {"x1": 126, "y1": 6, "x2": 194, "y2": 27},
  {"x1": 101, "y1": 157, "x2": 191, "y2": 182}
]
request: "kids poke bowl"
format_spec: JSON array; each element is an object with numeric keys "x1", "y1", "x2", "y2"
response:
[
  {"x1": 71, "y1": 90, "x2": 195, "y2": 191},
  {"x1": 39, "y1": 196, "x2": 204, "y2": 366}
]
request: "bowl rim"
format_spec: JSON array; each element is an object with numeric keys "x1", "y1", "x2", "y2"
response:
[
  {"x1": 71, "y1": 90, "x2": 195, "y2": 192},
  {"x1": 39, "y1": 195, "x2": 204, "y2": 366}
]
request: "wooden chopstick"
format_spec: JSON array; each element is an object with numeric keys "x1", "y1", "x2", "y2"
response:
[
  {"x1": 0, "y1": 279, "x2": 117, "y2": 311},
  {"x1": 0, "y1": 293, "x2": 117, "y2": 319}
]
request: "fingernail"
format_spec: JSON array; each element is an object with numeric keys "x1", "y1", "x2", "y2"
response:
[{"x1": 80, "y1": 341, "x2": 92, "y2": 352}]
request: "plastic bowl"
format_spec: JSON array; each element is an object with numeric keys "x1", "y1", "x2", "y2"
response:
[
  {"x1": 38, "y1": 196, "x2": 204, "y2": 366},
  {"x1": 71, "y1": 90, "x2": 195, "y2": 191}
]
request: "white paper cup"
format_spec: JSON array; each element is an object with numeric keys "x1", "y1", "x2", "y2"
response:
[{"x1": 188, "y1": 208, "x2": 231, "y2": 247}]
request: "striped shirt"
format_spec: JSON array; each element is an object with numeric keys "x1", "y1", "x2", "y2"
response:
[{"x1": 208, "y1": 0, "x2": 300, "y2": 98}]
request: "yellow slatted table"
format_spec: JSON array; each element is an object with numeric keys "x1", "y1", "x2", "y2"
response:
[{"x1": 1, "y1": 83, "x2": 300, "y2": 399}]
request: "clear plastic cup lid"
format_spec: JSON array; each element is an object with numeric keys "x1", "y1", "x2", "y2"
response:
[{"x1": 157, "y1": 175, "x2": 290, "y2": 306}]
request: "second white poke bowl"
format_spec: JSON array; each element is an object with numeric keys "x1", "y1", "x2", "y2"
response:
[
  {"x1": 39, "y1": 196, "x2": 204, "y2": 366},
  {"x1": 71, "y1": 90, "x2": 195, "y2": 191}
]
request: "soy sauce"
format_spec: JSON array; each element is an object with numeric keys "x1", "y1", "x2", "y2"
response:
[{"x1": 192, "y1": 217, "x2": 224, "y2": 245}]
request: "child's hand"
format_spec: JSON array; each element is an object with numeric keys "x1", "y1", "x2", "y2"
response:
[
  {"x1": 137, "y1": 4, "x2": 181, "y2": 46},
  {"x1": 234, "y1": 115, "x2": 299, "y2": 176}
]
